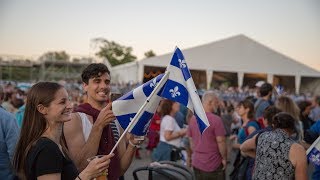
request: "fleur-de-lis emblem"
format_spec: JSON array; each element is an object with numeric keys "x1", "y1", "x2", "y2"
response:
[
  {"x1": 310, "y1": 153, "x2": 320, "y2": 165},
  {"x1": 169, "y1": 86, "x2": 181, "y2": 98},
  {"x1": 150, "y1": 78, "x2": 158, "y2": 88},
  {"x1": 178, "y1": 59, "x2": 187, "y2": 69}
]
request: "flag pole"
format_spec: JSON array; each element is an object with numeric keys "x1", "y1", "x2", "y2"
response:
[
  {"x1": 307, "y1": 136, "x2": 320, "y2": 155},
  {"x1": 109, "y1": 71, "x2": 170, "y2": 154}
]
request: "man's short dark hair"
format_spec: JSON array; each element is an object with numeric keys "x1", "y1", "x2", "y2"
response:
[
  {"x1": 81, "y1": 63, "x2": 110, "y2": 84},
  {"x1": 259, "y1": 83, "x2": 273, "y2": 97}
]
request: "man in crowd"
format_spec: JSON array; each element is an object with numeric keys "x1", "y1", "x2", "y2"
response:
[
  {"x1": 254, "y1": 82, "x2": 273, "y2": 119},
  {"x1": 0, "y1": 85, "x2": 20, "y2": 179},
  {"x1": 310, "y1": 95, "x2": 320, "y2": 122},
  {"x1": 187, "y1": 91, "x2": 227, "y2": 179},
  {"x1": 63, "y1": 63, "x2": 141, "y2": 180}
]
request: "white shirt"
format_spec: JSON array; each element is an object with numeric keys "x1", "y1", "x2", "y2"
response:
[{"x1": 160, "y1": 115, "x2": 182, "y2": 147}]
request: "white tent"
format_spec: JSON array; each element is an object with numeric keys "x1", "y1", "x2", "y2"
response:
[{"x1": 111, "y1": 35, "x2": 320, "y2": 94}]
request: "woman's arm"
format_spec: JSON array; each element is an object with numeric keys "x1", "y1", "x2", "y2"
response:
[
  {"x1": 289, "y1": 143, "x2": 308, "y2": 180},
  {"x1": 240, "y1": 134, "x2": 257, "y2": 158},
  {"x1": 164, "y1": 129, "x2": 187, "y2": 141}
]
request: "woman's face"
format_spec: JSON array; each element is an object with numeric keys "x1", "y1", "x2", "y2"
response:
[
  {"x1": 44, "y1": 88, "x2": 73, "y2": 123},
  {"x1": 237, "y1": 105, "x2": 248, "y2": 117}
]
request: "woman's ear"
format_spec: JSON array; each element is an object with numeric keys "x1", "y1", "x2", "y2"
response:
[{"x1": 37, "y1": 104, "x2": 47, "y2": 115}]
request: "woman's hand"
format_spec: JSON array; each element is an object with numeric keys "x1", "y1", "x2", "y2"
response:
[{"x1": 80, "y1": 153, "x2": 114, "y2": 179}]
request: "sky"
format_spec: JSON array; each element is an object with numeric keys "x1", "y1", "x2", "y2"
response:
[{"x1": 0, "y1": 0, "x2": 319, "y2": 70}]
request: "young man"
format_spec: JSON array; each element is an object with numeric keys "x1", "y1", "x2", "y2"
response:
[
  {"x1": 254, "y1": 83, "x2": 273, "y2": 119},
  {"x1": 64, "y1": 63, "x2": 141, "y2": 180}
]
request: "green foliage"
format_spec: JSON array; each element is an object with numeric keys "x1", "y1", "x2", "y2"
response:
[
  {"x1": 92, "y1": 38, "x2": 137, "y2": 66},
  {"x1": 144, "y1": 50, "x2": 156, "y2": 58},
  {"x1": 39, "y1": 51, "x2": 70, "y2": 61}
]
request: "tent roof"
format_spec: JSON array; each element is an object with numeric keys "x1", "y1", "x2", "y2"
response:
[{"x1": 139, "y1": 35, "x2": 320, "y2": 77}]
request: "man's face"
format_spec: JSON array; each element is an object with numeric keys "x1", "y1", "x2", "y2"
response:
[{"x1": 83, "y1": 72, "x2": 111, "y2": 103}]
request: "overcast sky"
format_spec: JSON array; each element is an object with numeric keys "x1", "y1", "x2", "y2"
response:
[{"x1": 0, "y1": 0, "x2": 319, "y2": 70}]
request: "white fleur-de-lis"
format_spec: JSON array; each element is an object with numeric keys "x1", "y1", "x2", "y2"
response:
[
  {"x1": 150, "y1": 78, "x2": 158, "y2": 88},
  {"x1": 310, "y1": 154, "x2": 320, "y2": 165},
  {"x1": 169, "y1": 86, "x2": 181, "y2": 98},
  {"x1": 178, "y1": 59, "x2": 187, "y2": 69}
]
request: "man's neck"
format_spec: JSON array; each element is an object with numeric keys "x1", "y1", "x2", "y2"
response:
[{"x1": 87, "y1": 99, "x2": 107, "y2": 111}]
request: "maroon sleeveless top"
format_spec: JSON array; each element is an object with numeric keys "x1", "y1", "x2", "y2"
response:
[{"x1": 75, "y1": 103, "x2": 121, "y2": 180}]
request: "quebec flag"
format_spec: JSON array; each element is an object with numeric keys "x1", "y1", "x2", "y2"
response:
[
  {"x1": 161, "y1": 47, "x2": 210, "y2": 133},
  {"x1": 307, "y1": 136, "x2": 320, "y2": 168},
  {"x1": 112, "y1": 73, "x2": 167, "y2": 136}
]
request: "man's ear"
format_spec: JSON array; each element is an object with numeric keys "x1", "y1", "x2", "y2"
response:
[
  {"x1": 37, "y1": 104, "x2": 47, "y2": 115},
  {"x1": 83, "y1": 82, "x2": 88, "y2": 93}
]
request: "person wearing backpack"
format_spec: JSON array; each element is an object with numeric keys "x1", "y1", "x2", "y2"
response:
[{"x1": 230, "y1": 99, "x2": 260, "y2": 180}]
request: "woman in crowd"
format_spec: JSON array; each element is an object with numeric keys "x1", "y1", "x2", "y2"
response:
[
  {"x1": 275, "y1": 95, "x2": 303, "y2": 141},
  {"x1": 151, "y1": 99, "x2": 187, "y2": 161},
  {"x1": 146, "y1": 105, "x2": 162, "y2": 155},
  {"x1": 230, "y1": 99, "x2": 260, "y2": 180},
  {"x1": 230, "y1": 99, "x2": 260, "y2": 148},
  {"x1": 13, "y1": 82, "x2": 113, "y2": 180},
  {"x1": 297, "y1": 100, "x2": 314, "y2": 134},
  {"x1": 251, "y1": 112, "x2": 307, "y2": 180}
]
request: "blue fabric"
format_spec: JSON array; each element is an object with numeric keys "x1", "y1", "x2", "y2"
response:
[
  {"x1": 308, "y1": 121, "x2": 320, "y2": 179},
  {"x1": 151, "y1": 141, "x2": 173, "y2": 161},
  {"x1": 238, "y1": 121, "x2": 260, "y2": 144},
  {"x1": 0, "y1": 107, "x2": 20, "y2": 179},
  {"x1": 15, "y1": 105, "x2": 25, "y2": 128},
  {"x1": 254, "y1": 99, "x2": 271, "y2": 119},
  {"x1": 310, "y1": 121, "x2": 320, "y2": 134}
]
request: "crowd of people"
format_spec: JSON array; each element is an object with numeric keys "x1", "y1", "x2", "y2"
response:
[{"x1": 1, "y1": 63, "x2": 320, "y2": 179}]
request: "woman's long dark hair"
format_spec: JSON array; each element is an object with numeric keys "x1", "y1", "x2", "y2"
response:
[{"x1": 13, "y1": 82, "x2": 63, "y2": 179}]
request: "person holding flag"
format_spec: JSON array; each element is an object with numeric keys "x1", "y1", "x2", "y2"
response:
[{"x1": 63, "y1": 63, "x2": 142, "y2": 180}]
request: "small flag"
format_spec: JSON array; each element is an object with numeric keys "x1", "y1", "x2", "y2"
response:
[
  {"x1": 112, "y1": 73, "x2": 167, "y2": 136},
  {"x1": 160, "y1": 47, "x2": 210, "y2": 133}
]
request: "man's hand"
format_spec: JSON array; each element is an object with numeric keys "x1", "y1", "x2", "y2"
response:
[
  {"x1": 221, "y1": 159, "x2": 227, "y2": 170},
  {"x1": 95, "y1": 103, "x2": 115, "y2": 129}
]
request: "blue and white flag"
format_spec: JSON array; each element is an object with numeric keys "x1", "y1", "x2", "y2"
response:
[
  {"x1": 160, "y1": 47, "x2": 210, "y2": 133},
  {"x1": 112, "y1": 73, "x2": 168, "y2": 136},
  {"x1": 307, "y1": 136, "x2": 320, "y2": 168},
  {"x1": 275, "y1": 85, "x2": 285, "y2": 95}
]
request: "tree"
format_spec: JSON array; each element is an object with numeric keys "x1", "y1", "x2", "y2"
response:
[
  {"x1": 91, "y1": 38, "x2": 137, "y2": 66},
  {"x1": 144, "y1": 50, "x2": 156, "y2": 58},
  {"x1": 38, "y1": 51, "x2": 70, "y2": 62}
]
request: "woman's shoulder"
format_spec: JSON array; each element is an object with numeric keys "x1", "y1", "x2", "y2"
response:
[{"x1": 30, "y1": 137, "x2": 60, "y2": 155}]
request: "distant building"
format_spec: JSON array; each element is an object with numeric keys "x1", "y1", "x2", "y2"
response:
[{"x1": 111, "y1": 35, "x2": 320, "y2": 94}]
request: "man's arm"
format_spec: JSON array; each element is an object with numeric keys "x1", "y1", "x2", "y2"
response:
[
  {"x1": 64, "y1": 113, "x2": 102, "y2": 170},
  {"x1": 216, "y1": 136, "x2": 227, "y2": 170},
  {"x1": 117, "y1": 135, "x2": 138, "y2": 176},
  {"x1": 64, "y1": 103, "x2": 115, "y2": 171},
  {"x1": 5, "y1": 115, "x2": 20, "y2": 161}
]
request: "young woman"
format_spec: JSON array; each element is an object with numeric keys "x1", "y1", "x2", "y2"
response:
[
  {"x1": 13, "y1": 82, "x2": 113, "y2": 180},
  {"x1": 151, "y1": 99, "x2": 187, "y2": 161}
]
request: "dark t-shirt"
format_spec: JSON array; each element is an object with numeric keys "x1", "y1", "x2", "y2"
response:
[{"x1": 26, "y1": 137, "x2": 78, "y2": 180}]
